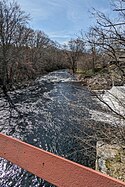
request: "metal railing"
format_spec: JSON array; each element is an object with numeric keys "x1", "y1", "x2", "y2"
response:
[{"x1": 0, "y1": 133, "x2": 125, "y2": 187}]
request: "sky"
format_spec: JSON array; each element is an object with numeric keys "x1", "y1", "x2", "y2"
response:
[{"x1": 16, "y1": 0, "x2": 112, "y2": 44}]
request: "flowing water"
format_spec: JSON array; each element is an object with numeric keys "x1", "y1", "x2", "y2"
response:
[{"x1": 0, "y1": 70, "x2": 102, "y2": 187}]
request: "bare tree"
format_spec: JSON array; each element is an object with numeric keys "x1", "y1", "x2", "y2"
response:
[
  {"x1": 63, "y1": 38, "x2": 85, "y2": 73},
  {"x1": 0, "y1": 0, "x2": 30, "y2": 91},
  {"x1": 86, "y1": 28, "x2": 102, "y2": 72},
  {"x1": 83, "y1": 1, "x2": 125, "y2": 87}
]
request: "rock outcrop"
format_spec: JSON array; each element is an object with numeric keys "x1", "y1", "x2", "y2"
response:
[{"x1": 96, "y1": 141, "x2": 125, "y2": 182}]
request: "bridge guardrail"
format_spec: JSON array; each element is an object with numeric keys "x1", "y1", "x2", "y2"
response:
[{"x1": 0, "y1": 133, "x2": 125, "y2": 187}]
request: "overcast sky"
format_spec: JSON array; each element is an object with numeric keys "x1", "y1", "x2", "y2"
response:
[{"x1": 16, "y1": 0, "x2": 111, "y2": 44}]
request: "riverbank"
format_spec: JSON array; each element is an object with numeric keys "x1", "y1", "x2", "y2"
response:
[
  {"x1": 93, "y1": 85, "x2": 125, "y2": 182},
  {"x1": 76, "y1": 71, "x2": 112, "y2": 90},
  {"x1": 76, "y1": 62, "x2": 125, "y2": 90}
]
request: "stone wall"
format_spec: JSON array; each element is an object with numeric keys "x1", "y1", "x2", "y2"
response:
[{"x1": 96, "y1": 141, "x2": 125, "y2": 182}]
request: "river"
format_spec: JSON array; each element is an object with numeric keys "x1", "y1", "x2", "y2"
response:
[{"x1": 0, "y1": 70, "x2": 102, "y2": 187}]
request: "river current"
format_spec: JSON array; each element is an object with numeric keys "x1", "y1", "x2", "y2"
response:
[{"x1": 0, "y1": 70, "x2": 102, "y2": 187}]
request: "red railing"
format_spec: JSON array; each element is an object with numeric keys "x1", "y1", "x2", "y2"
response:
[{"x1": 0, "y1": 133, "x2": 125, "y2": 187}]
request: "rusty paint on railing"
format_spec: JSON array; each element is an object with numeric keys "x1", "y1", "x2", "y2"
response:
[{"x1": 0, "y1": 133, "x2": 125, "y2": 187}]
